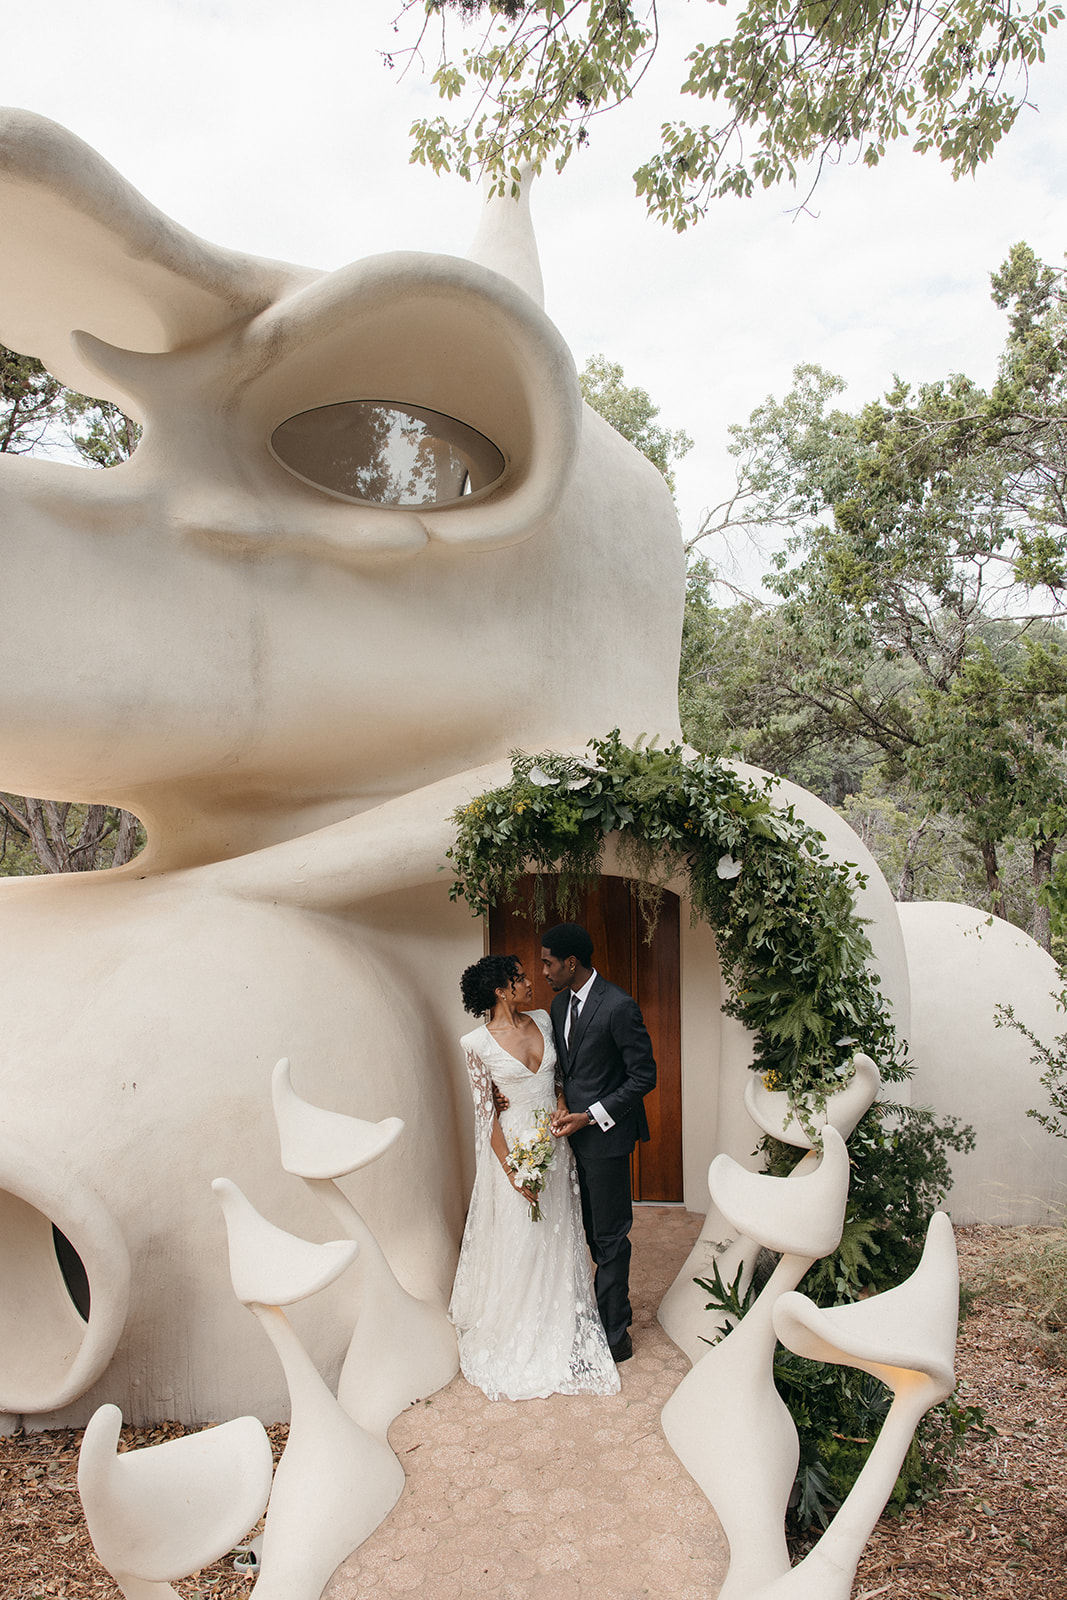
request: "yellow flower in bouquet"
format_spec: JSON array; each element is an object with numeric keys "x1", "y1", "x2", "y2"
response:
[{"x1": 506, "y1": 1109, "x2": 555, "y2": 1221}]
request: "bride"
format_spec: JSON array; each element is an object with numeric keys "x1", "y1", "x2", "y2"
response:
[{"x1": 450, "y1": 953, "x2": 620, "y2": 1400}]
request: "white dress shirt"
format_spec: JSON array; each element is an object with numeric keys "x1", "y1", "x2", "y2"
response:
[{"x1": 565, "y1": 970, "x2": 615, "y2": 1131}]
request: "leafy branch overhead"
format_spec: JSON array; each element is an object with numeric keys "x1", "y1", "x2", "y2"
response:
[{"x1": 398, "y1": 0, "x2": 1064, "y2": 225}]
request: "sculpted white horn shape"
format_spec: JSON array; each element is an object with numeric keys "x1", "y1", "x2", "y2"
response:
[
  {"x1": 659, "y1": 1062, "x2": 881, "y2": 1360},
  {"x1": 773, "y1": 1209, "x2": 959, "y2": 1396},
  {"x1": 247, "y1": 1301, "x2": 406, "y2": 1600},
  {"x1": 0, "y1": 108, "x2": 315, "y2": 401},
  {"x1": 661, "y1": 1128, "x2": 853, "y2": 1596},
  {"x1": 271, "y1": 1058, "x2": 458, "y2": 1440},
  {"x1": 212, "y1": 1177, "x2": 405, "y2": 1600},
  {"x1": 467, "y1": 167, "x2": 545, "y2": 307},
  {"x1": 211, "y1": 1177, "x2": 358, "y2": 1306},
  {"x1": 709, "y1": 1124, "x2": 850, "y2": 1258},
  {"x1": 77, "y1": 1403, "x2": 273, "y2": 1599},
  {"x1": 271, "y1": 1057, "x2": 405, "y2": 1178},
  {"x1": 753, "y1": 1213, "x2": 959, "y2": 1600},
  {"x1": 744, "y1": 1053, "x2": 882, "y2": 1148}
]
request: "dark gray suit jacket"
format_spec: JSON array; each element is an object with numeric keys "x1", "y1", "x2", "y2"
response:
[{"x1": 551, "y1": 974, "x2": 656, "y2": 1160}]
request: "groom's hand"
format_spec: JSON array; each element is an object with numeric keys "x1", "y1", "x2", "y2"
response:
[
  {"x1": 551, "y1": 1109, "x2": 592, "y2": 1138},
  {"x1": 492, "y1": 1083, "x2": 509, "y2": 1115}
]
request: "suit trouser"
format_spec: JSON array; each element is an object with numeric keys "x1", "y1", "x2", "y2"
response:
[{"x1": 573, "y1": 1148, "x2": 633, "y2": 1347}]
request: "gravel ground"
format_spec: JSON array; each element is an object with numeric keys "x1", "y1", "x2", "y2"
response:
[
  {"x1": 853, "y1": 1223, "x2": 1067, "y2": 1600},
  {"x1": 2, "y1": 1215, "x2": 1065, "y2": 1600}
]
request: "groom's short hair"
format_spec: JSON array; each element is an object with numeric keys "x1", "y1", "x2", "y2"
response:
[{"x1": 542, "y1": 922, "x2": 593, "y2": 968}]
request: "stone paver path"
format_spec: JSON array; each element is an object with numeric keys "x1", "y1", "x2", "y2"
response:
[{"x1": 327, "y1": 1206, "x2": 728, "y2": 1600}]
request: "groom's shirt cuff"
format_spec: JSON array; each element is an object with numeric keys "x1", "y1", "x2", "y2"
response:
[{"x1": 587, "y1": 1101, "x2": 614, "y2": 1131}]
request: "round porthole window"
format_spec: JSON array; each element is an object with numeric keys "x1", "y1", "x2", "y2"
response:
[{"x1": 270, "y1": 401, "x2": 506, "y2": 507}]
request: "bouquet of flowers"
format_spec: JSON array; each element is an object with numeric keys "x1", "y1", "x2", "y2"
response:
[{"x1": 506, "y1": 1109, "x2": 555, "y2": 1221}]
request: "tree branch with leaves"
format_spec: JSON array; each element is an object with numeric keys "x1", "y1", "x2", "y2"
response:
[{"x1": 398, "y1": 0, "x2": 1063, "y2": 225}]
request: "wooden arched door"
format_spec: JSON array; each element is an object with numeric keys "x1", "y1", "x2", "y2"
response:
[{"x1": 488, "y1": 875, "x2": 683, "y2": 1202}]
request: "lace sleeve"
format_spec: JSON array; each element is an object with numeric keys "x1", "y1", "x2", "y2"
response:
[{"x1": 463, "y1": 1045, "x2": 496, "y2": 1148}]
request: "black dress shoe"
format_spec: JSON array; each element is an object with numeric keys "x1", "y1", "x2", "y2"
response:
[{"x1": 610, "y1": 1331, "x2": 633, "y2": 1363}]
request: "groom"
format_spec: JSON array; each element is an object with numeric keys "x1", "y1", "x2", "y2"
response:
[{"x1": 543, "y1": 922, "x2": 657, "y2": 1363}]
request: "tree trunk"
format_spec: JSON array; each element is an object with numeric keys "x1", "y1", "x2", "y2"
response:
[
  {"x1": 111, "y1": 808, "x2": 141, "y2": 868},
  {"x1": 0, "y1": 793, "x2": 142, "y2": 874},
  {"x1": 895, "y1": 815, "x2": 932, "y2": 902},
  {"x1": 24, "y1": 798, "x2": 67, "y2": 873},
  {"x1": 69, "y1": 803, "x2": 110, "y2": 871},
  {"x1": 1031, "y1": 836, "x2": 1057, "y2": 953},
  {"x1": 979, "y1": 839, "x2": 1008, "y2": 923}
]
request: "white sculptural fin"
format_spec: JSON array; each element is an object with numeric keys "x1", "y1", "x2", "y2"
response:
[
  {"x1": 69, "y1": 331, "x2": 162, "y2": 420},
  {"x1": 466, "y1": 167, "x2": 545, "y2": 308},
  {"x1": 0, "y1": 107, "x2": 318, "y2": 397},
  {"x1": 205, "y1": 757, "x2": 518, "y2": 913}
]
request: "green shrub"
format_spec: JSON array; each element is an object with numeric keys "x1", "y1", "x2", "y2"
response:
[
  {"x1": 765, "y1": 1104, "x2": 976, "y2": 1301},
  {"x1": 697, "y1": 1260, "x2": 991, "y2": 1543},
  {"x1": 772, "y1": 1352, "x2": 990, "y2": 1541},
  {"x1": 700, "y1": 1099, "x2": 980, "y2": 1541},
  {"x1": 996, "y1": 991, "x2": 1067, "y2": 1143}
]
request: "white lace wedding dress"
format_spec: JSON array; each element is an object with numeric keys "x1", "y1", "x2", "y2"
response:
[{"x1": 450, "y1": 1009, "x2": 620, "y2": 1401}]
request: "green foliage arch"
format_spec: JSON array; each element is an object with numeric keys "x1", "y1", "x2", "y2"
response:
[{"x1": 447, "y1": 731, "x2": 907, "y2": 1116}]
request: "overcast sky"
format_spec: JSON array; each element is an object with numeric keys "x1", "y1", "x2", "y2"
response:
[{"x1": 6, "y1": 0, "x2": 1067, "y2": 577}]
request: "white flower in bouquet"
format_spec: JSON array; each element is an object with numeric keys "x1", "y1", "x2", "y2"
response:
[{"x1": 505, "y1": 1109, "x2": 556, "y2": 1221}]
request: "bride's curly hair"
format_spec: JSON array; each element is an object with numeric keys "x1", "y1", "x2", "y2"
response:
[{"x1": 461, "y1": 953, "x2": 522, "y2": 1016}]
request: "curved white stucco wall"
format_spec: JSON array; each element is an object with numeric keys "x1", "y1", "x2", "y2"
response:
[{"x1": 901, "y1": 901, "x2": 1065, "y2": 1222}]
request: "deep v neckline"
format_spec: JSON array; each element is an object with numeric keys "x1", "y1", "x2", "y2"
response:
[{"x1": 485, "y1": 1016, "x2": 546, "y2": 1075}]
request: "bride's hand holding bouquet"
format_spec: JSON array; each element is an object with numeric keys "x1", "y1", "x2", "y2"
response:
[{"x1": 506, "y1": 1109, "x2": 555, "y2": 1221}]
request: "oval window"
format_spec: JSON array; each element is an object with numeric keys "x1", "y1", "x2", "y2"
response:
[{"x1": 270, "y1": 401, "x2": 506, "y2": 507}]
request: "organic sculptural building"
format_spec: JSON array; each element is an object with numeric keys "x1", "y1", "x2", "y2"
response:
[{"x1": 0, "y1": 109, "x2": 1060, "y2": 1434}]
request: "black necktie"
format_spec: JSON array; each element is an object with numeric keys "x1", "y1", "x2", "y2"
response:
[{"x1": 569, "y1": 993, "x2": 580, "y2": 1046}]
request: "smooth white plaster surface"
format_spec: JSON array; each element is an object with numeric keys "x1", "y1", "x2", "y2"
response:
[
  {"x1": 900, "y1": 902, "x2": 1066, "y2": 1223},
  {"x1": 272, "y1": 1058, "x2": 459, "y2": 1438},
  {"x1": 77, "y1": 1404, "x2": 273, "y2": 1598},
  {"x1": 661, "y1": 1134, "x2": 959, "y2": 1600},
  {"x1": 661, "y1": 1129, "x2": 851, "y2": 1597}
]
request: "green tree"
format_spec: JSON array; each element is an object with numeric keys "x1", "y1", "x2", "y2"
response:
[
  {"x1": 0, "y1": 797, "x2": 143, "y2": 876},
  {"x1": 1, "y1": 347, "x2": 63, "y2": 454},
  {"x1": 836, "y1": 769, "x2": 1035, "y2": 913},
  {"x1": 910, "y1": 638, "x2": 1067, "y2": 943},
  {"x1": 62, "y1": 392, "x2": 142, "y2": 468},
  {"x1": 0, "y1": 344, "x2": 144, "y2": 874},
  {"x1": 680, "y1": 245, "x2": 1067, "y2": 945},
  {"x1": 400, "y1": 0, "x2": 1063, "y2": 225},
  {"x1": 2, "y1": 345, "x2": 142, "y2": 470},
  {"x1": 578, "y1": 353, "x2": 692, "y2": 493},
  {"x1": 998, "y1": 985, "x2": 1067, "y2": 1139},
  {"x1": 679, "y1": 562, "x2": 889, "y2": 801}
]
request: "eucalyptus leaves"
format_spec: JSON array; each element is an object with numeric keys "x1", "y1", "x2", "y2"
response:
[{"x1": 447, "y1": 732, "x2": 906, "y2": 1113}]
